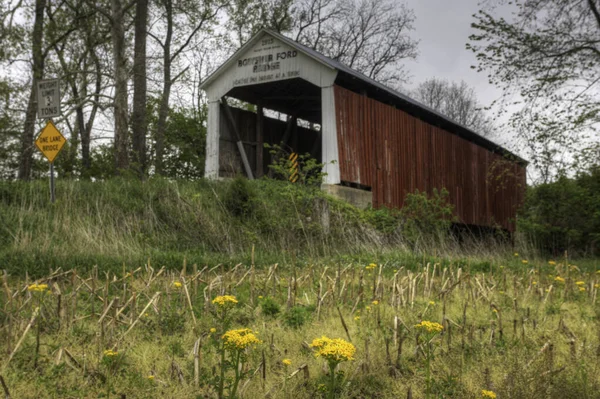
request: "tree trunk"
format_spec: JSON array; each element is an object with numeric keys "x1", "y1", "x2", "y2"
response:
[
  {"x1": 131, "y1": 0, "x2": 147, "y2": 178},
  {"x1": 18, "y1": 0, "x2": 46, "y2": 180},
  {"x1": 154, "y1": 0, "x2": 172, "y2": 176},
  {"x1": 112, "y1": 0, "x2": 130, "y2": 173},
  {"x1": 82, "y1": 34, "x2": 102, "y2": 175}
]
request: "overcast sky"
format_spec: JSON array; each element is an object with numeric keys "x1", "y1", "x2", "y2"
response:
[
  {"x1": 402, "y1": 0, "x2": 519, "y2": 147},
  {"x1": 404, "y1": 0, "x2": 499, "y2": 104}
]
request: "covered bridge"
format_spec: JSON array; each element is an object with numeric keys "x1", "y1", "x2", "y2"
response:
[{"x1": 200, "y1": 29, "x2": 527, "y2": 232}]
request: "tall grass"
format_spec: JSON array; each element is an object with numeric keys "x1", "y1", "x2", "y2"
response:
[{"x1": 0, "y1": 178, "x2": 583, "y2": 276}]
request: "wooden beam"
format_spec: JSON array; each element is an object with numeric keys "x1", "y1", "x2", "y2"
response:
[
  {"x1": 281, "y1": 114, "x2": 297, "y2": 148},
  {"x1": 256, "y1": 102, "x2": 264, "y2": 178},
  {"x1": 221, "y1": 98, "x2": 254, "y2": 180}
]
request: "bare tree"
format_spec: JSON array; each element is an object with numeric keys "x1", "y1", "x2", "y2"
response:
[
  {"x1": 225, "y1": 0, "x2": 293, "y2": 47},
  {"x1": 150, "y1": 0, "x2": 222, "y2": 175},
  {"x1": 412, "y1": 78, "x2": 495, "y2": 137},
  {"x1": 17, "y1": 0, "x2": 46, "y2": 180},
  {"x1": 131, "y1": 0, "x2": 148, "y2": 177},
  {"x1": 87, "y1": 0, "x2": 136, "y2": 173},
  {"x1": 292, "y1": 0, "x2": 418, "y2": 87}
]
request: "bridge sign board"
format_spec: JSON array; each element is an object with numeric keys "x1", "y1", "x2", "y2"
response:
[
  {"x1": 35, "y1": 120, "x2": 66, "y2": 163},
  {"x1": 37, "y1": 79, "x2": 61, "y2": 119}
]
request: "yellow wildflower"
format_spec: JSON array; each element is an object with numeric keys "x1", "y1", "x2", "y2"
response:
[
  {"x1": 492, "y1": 308, "x2": 498, "y2": 313},
  {"x1": 172, "y1": 281, "x2": 182, "y2": 288},
  {"x1": 354, "y1": 316, "x2": 360, "y2": 321},
  {"x1": 414, "y1": 321, "x2": 444, "y2": 334},
  {"x1": 212, "y1": 295, "x2": 238, "y2": 306},
  {"x1": 372, "y1": 300, "x2": 379, "y2": 305},
  {"x1": 103, "y1": 349, "x2": 118, "y2": 357},
  {"x1": 554, "y1": 276, "x2": 565, "y2": 283},
  {"x1": 27, "y1": 283, "x2": 48, "y2": 292},
  {"x1": 514, "y1": 253, "x2": 519, "y2": 257},
  {"x1": 429, "y1": 301, "x2": 436, "y2": 306},
  {"x1": 365, "y1": 263, "x2": 377, "y2": 271},
  {"x1": 595, "y1": 284, "x2": 599, "y2": 289},
  {"x1": 258, "y1": 295, "x2": 263, "y2": 299},
  {"x1": 532, "y1": 281, "x2": 537, "y2": 285},
  {"x1": 282, "y1": 359, "x2": 292, "y2": 366},
  {"x1": 147, "y1": 375, "x2": 155, "y2": 380},
  {"x1": 481, "y1": 390, "x2": 497, "y2": 399},
  {"x1": 222, "y1": 328, "x2": 261, "y2": 351},
  {"x1": 579, "y1": 287, "x2": 586, "y2": 292},
  {"x1": 548, "y1": 260, "x2": 556, "y2": 265},
  {"x1": 521, "y1": 259, "x2": 528, "y2": 265},
  {"x1": 210, "y1": 328, "x2": 217, "y2": 333},
  {"x1": 310, "y1": 336, "x2": 356, "y2": 363},
  {"x1": 498, "y1": 291, "x2": 504, "y2": 294},
  {"x1": 365, "y1": 306, "x2": 371, "y2": 311},
  {"x1": 575, "y1": 281, "x2": 585, "y2": 286}
]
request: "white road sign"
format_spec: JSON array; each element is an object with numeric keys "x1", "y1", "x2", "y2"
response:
[{"x1": 37, "y1": 79, "x2": 61, "y2": 119}]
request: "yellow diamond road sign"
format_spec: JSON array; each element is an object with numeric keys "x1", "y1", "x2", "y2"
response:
[{"x1": 35, "y1": 120, "x2": 66, "y2": 163}]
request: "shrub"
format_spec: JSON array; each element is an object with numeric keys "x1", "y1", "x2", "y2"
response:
[
  {"x1": 260, "y1": 297, "x2": 281, "y2": 318},
  {"x1": 282, "y1": 306, "x2": 311, "y2": 329},
  {"x1": 399, "y1": 188, "x2": 455, "y2": 244},
  {"x1": 223, "y1": 176, "x2": 257, "y2": 218},
  {"x1": 264, "y1": 143, "x2": 328, "y2": 186}
]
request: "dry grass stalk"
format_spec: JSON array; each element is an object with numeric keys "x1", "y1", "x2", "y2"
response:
[
  {"x1": 336, "y1": 306, "x2": 352, "y2": 342},
  {"x1": 0, "y1": 374, "x2": 11, "y2": 399},
  {"x1": 114, "y1": 292, "x2": 161, "y2": 348},
  {"x1": 4, "y1": 306, "x2": 39, "y2": 370},
  {"x1": 181, "y1": 276, "x2": 197, "y2": 326}
]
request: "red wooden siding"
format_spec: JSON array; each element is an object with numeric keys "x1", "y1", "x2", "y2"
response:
[{"x1": 334, "y1": 85, "x2": 526, "y2": 231}]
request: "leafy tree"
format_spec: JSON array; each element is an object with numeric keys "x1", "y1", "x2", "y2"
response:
[
  {"x1": 468, "y1": 0, "x2": 600, "y2": 179},
  {"x1": 147, "y1": 99, "x2": 207, "y2": 179},
  {"x1": 518, "y1": 165, "x2": 600, "y2": 256}
]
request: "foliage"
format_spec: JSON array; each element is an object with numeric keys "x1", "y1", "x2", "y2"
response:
[
  {"x1": 147, "y1": 100, "x2": 207, "y2": 180},
  {"x1": 282, "y1": 305, "x2": 311, "y2": 329},
  {"x1": 467, "y1": 0, "x2": 600, "y2": 179},
  {"x1": 259, "y1": 297, "x2": 281, "y2": 317},
  {"x1": 223, "y1": 176, "x2": 258, "y2": 218},
  {"x1": 399, "y1": 189, "x2": 456, "y2": 244},
  {"x1": 518, "y1": 166, "x2": 600, "y2": 257},
  {"x1": 265, "y1": 143, "x2": 328, "y2": 186},
  {"x1": 362, "y1": 189, "x2": 455, "y2": 245}
]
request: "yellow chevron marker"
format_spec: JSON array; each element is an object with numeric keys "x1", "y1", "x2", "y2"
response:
[{"x1": 288, "y1": 152, "x2": 299, "y2": 183}]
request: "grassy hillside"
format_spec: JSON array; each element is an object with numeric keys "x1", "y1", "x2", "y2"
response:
[
  {"x1": 0, "y1": 178, "x2": 392, "y2": 276},
  {"x1": 0, "y1": 178, "x2": 594, "y2": 277}
]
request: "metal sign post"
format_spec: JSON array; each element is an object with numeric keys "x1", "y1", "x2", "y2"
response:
[
  {"x1": 35, "y1": 120, "x2": 66, "y2": 203},
  {"x1": 34, "y1": 78, "x2": 63, "y2": 203},
  {"x1": 50, "y1": 162, "x2": 55, "y2": 203}
]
